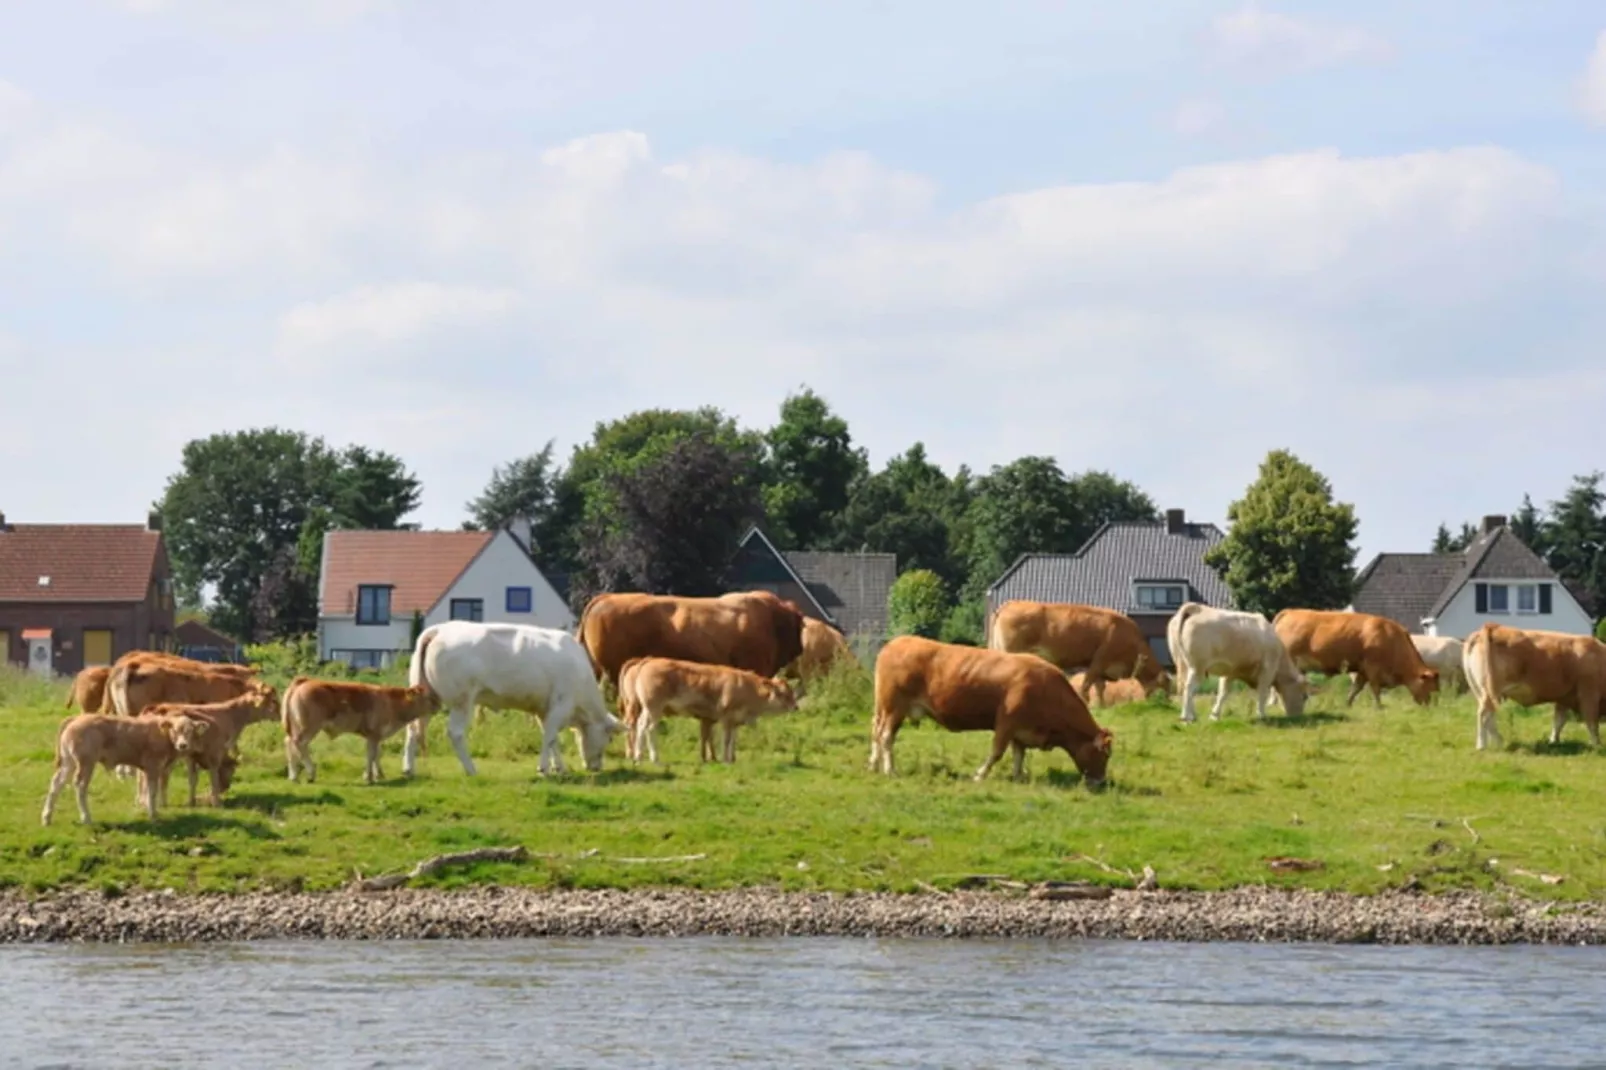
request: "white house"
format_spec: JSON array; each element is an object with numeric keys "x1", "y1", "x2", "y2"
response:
[
  {"x1": 1351, "y1": 515, "x2": 1592, "y2": 640},
  {"x1": 317, "y1": 522, "x2": 574, "y2": 668}
]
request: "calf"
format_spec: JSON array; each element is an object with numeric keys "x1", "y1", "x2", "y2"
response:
[
  {"x1": 66, "y1": 666, "x2": 111, "y2": 713},
  {"x1": 282, "y1": 677, "x2": 439, "y2": 784},
  {"x1": 1067, "y1": 673, "x2": 1150, "y2": 709},
  {"x1": 989, "y1": 600, "x2": 1169, "y2": 706},
  {"x1": 1272, "y1": 608, "x2": 1439, "y2": 707},
  {"x1": 42, "y1": 713, "x2": 211, "y2": 824},
  {"x1": 139, "y1": 683, "x2": 280, "y2": 807},
  {"x1": 872, "y1": 635, "x2": 1114, "y2": 786},
  {"x1": 621, "y1": 657, "x2": 798, "y2": 764}
]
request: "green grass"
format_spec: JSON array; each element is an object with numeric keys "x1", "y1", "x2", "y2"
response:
[{"x1": 4, "y1": 662, "x2": 1606, "y2": 899}]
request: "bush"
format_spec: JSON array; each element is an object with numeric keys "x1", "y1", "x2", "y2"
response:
[
  {"x1": 887, "y1": 569, "x2": 951, "y2": 639},
  {"x1": 242, "y1": 635, "x2": 323, "y2": 681},
  {"x1": 939, "y1": 598, "x2": 986, "y2": 646},
  {"x1": 1596, "y1": 618, "x2": 1606, "y2": 643}
]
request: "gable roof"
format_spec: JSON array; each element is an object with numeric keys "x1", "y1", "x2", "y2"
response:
[
  {"x1": 319, "y1": 530, "x2": 494, "y2": 617},
  {"x1": 0, "y1": 524, "x2": 163, "y2": 603},
  {"x1": 786, "y1": 549, "x2": 898, "y2": 638},
  {"x1": 735, "y1": 527, "x2": 834, "y2": 623},
  {"x1": 1351, "y1": 553, "x2": 1464, "y2": 634},
  {"x1": 987, "y1": 519, "x2": 1231, "y2": 613},
  {"x1": 1426, "y1": 526, "x2": 1560, "y2": 620}
]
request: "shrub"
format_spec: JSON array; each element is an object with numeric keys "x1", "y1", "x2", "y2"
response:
[
  {"x1": 939, "y1": 598, "x2": 986, "y2": 646},
  {"x1": 887, "y1": 569, "x2": 951, "y2": 639},
  {"x1": 1595, "y1": 618, "x2": 1606, "y2": 643}
]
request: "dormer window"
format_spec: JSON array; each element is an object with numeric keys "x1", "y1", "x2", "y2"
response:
[
  {"x1": 1135, "y1": 584, "x2": 1185, "y2": 610},
  {"x1": 357, "y1": 585, "x2": 392, "y2": 626}
]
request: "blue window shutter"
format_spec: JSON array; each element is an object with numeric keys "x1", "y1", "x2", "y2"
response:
[
  {"x1": 1539, "y1": 583, "x2": 1553, "y2": 614},
  {"x1": 1475, "y1": 583, "x2": 1488, "y2": 614}
]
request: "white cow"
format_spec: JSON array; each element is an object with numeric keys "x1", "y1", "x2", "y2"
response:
[
  {"x1": 1411, "y1": 635, "x2": 1466, "y2": 696},
  {"x1": 403, "y1": 621, "x2": 623, "y2": 777},
  {"x1": 1167, "y1": 602, "x2": 1310, "y2": 722}
]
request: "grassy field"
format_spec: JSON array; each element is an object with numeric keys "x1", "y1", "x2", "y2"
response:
[{"x1": 2, "y1": 661, "x2": 1604, "y2": 899}]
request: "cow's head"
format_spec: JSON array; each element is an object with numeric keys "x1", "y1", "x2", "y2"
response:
[
  {"x1": 769, "y1": 599, "x2": 807, "y2": 673},
  {"x1": 163, "y1": 714, "x2": 209, "y2": 754},
  {"x1": 406, "y1": 685, "x2": 440, "y2": 719},
  {"x1": 1071, "y1": 728, "x2": 1114, "y2": 789},
  {"x1": 1407, "y1": 668, "x2": 1440, "y2": 706},
  {"x1": 1275, "y1": 671, "x2": 1310, "y2": 718},
  {"x1": 245, "y1": 681, "x2": 279, "y2": 719},
  {"x1": 580, "y1": 709, "x2": 625, "y2": 772},
  {"x1": 758, "y1": 677, "x2": 799, "y2": 719}
]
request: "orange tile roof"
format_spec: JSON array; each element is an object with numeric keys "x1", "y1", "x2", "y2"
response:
[
  {"x1": 0, "y1": 525, "x2": 162, "y2": 603},
  {"x1": 320, "y1": 530, "x2": 494, "y2": 617}
]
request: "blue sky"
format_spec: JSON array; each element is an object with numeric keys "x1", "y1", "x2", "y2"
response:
[{"x1": 2, "y1": 1, "x2": 1605, "y2": 564}]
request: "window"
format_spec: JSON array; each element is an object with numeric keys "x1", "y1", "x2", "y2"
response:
[
  {"x1": 357, "y1": 585, "x2": 392, "y2": 626},
  {"x1": 1516, "y1": 584, "x2": 1538, "y2": 614},
  {"x1": 332, "y1": 649, "x2": 393, "y2": 670},
  {"x1": 506, "y1": 586, "x2": 533, "y2": 614},
  {"x1": 450, "y1": 598, "x2": 484, "y2": 622},
  {"x1": 1488, "y1": 584, "x2": 1509, "y2": 613},
  {"x1": 1135, "y1": 585, "x2": 1185, "y2": 610}
]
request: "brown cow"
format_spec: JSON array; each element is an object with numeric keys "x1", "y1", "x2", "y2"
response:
[
  {"x1": 41, "y1": 713, "x2": 211, "y2": 824},
  {"x1": 621, "y1": 656, "x2": 798, "y2": 764},
  {"x1": 1068, "y1": 672, "x2": 1151, "y2": 709},
  {"x1": 784, "y1": 617, "x2": 857, "y2": 687},
  {"x1": 871, "y1": 635, "x2": 1114, "y2": 786},
  {"x1": 988, "y1": 600, "x2": 1169, "y2": 706},
  {"x1": 105, "y1": 659, "x2": 256, "y2": 717},
  {"x1": 282, "y1": 677, "x2": 439, "y2": 784},
  {"x1": 139, "y1": 682, "x2": 280, "y2": 807},
  {"x1": 576, "y1": 590, "x2": 806, "y2": 689},
  {"x1": 1464, "y1": 622, "x2": 1606, "y2": 750},
  {"x1": 1272, "y1": 608, "x2": 1439, "y2": 707},
  {"x1": 66, "y1": 666, "x2": 111, "y2": 713}
]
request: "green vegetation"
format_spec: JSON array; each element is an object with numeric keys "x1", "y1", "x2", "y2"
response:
[
  {"x1": 887, "y1": 570, "x2": 951, "y2": 639},
  {"x1": 4, "y1": 663, "x2": 1605, "y2": 900}
]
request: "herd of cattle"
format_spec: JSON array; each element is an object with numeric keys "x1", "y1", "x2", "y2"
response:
[{"x1": 34, "y1": 588, "x2": 1606, "y2": 825}]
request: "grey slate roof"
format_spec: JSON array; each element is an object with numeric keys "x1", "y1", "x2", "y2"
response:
[
  {"x1": 1351, "y1": 553, "x2": 1463, "y2": 634},
  {"x1": 987, "y1": 520, "x2": 1231, "y2": 615},
  {"x1": 786, "y1": 550, "x2": 897, "y2": 639},
  {"x1": 1427, "y1": 527, "x2": 1558, "y2": 619}
]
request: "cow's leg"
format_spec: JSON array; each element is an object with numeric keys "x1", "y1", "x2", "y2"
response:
[
  {"x1": 284, "y1": 734, "x2": 300, "y2": 782},
  {"x1": 143, "y1": 764, "x2": 161, "y2": 820},
  {"x1": 637, "y1": 706, "x2": 662, "y2": 765},
  {"x1": 207, "y1": 761, "x2": 224, "y2": 807},
  {"x1": 1344, "y1": 671, "x2": 1366, "y2": 707},
  {"x1": 1179, "y1": 667, "x2": 1199, "y2": 723},
  {"x1": 187, "y1": 758, "x2": 201, "y2": 807},
  {"x1": 1476, "y1": 694, "x2": 1502, "y2": 751},
  {"x1": 973, "y1": 728, "x2": 1011, "y2": 782},
  {"x1": 446, "y1": 700, "x2": 478, "y2": 776},
  {"x1": 538, "y1": 696, "x2": 574, "y2": 776},
  {"x1": 723, "y1": 721, "x2": 738, "y2": 764},
  {"x1": 74, "y1": 762, "x2": 96, "y2": 825},
  {"x1": 366, "y1": 737, "x2": 383, "y2": 784},
  {"x1": 402, "y1": 715, "x2": 429, "y2": 777},
  {"x1": 1551, "y1": 703, "x2": 1571, "y2": 745},
  {"x1": 1211, "y1": 677, "x2": 1232, "y2": 722},
  {"x1": 699, "y1": 720, "x2": 715, "y2": 763},
  {"x1": 870, "y1": 709, "x2": 901, "y2": 775},
  {"x1": 41, "y1": 758, "x2": 71, "y2": 826},
  {"x1": 1010, "y1": 741, "x2": 1027, "y2": 783}
]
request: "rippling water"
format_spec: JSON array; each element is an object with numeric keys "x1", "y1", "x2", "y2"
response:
[{"x1": 5, "y1": 938, "x2": 1606, "y2": 1068}]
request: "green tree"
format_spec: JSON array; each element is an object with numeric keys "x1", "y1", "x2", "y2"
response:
[
  {"x1": 1511, "y1": 493, "x2": 1545, "y2": 552},
  {"x1": 832, "y1": 444, "x2": 969, "y2": 588},
  {"x1": 939, "y1": 597, "x2": 987, "y2": 645},
  {"x1": 465, "y1": 441, "x2": 558, "y2": 534},
  {"x1": 1431, "y1": 521, "x2": 1477, "y2": 554},
  {"x1": 155, "y1": 428, "x2": 421, "y2": 640},
  {"x1": 762, "y1": 387, "x2": 868, "y2": 550},
  {"x1": 1204, "y1": 449, "x2": 1359, "y2": 616},
  {"x1": 1541, "y1": 473, "x2": 1606, "y2": 617},
  {"x1": 887, "y1": 569, "x2": 951, "y2": 639}
]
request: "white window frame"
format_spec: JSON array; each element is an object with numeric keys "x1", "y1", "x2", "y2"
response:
[
  {"x1": 1516, "y1": 584, "x2": 1538, "y2": 615},
  {"x1": 1135, "y1": 584, "x2": 1186, "y2": 610},
  {"x1": 1487, "y1": 584, "x2": 1509, "y2": 614}
]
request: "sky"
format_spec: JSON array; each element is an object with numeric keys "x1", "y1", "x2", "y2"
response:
[{"x1": 2, "y1": 0, "x2": 1605, "y2": 564}]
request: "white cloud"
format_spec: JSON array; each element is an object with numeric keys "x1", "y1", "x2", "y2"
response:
[
  {"x1": 1210, "y1": 5, "x2": 1392, "y2": 76},
  {"x1": 276, "y1": 283, "x2": 520, "y2": 360},
  {"x1": 1583, "y1": 31, "x2": 1606, "y2": 125},
  {"x1": 1172, "y1": 97, "x2": 1226, "y2": 137},
  {"x1": 109, "y1": 0, "x2": 388, "y2": 31}
]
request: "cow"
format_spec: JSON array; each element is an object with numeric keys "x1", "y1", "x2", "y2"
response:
[
  {"x1": 784, "y1": 617, "x2": 857, "y2": 688},
  {"x1": 620, "y1": 656, "x2": 799, "y2": 764},
  {"x1": 41, "y1": 712, "x2": 211, "y2": 824},
  {"x1": 988, "y1": 600, "x2": 1169, "y2": 707},
  {"x1": 66, "y1": 666, "x2": 110, "y2": 713},
  {"x1": 105, "y1": 659, "x2": 256, "y2": 718},
  {"x1": 576, "y1": 590, "x2": 807, "y2": 689},
  {"x1": 138, "y1": 683, "x2": 280, "y2": 807},
  {"x1": 870, "y1": 635, "x2": 1114, "y2": 787},
  {"x1": 1272, "y1": 608, "x2": 1439, "y2": 707},
  {"x1": 1411, "y1": 635, "x2": 1466, "y2": 697},
  {"x1": 404, "y1": 620, "x2": 624, "y2": 777},
  {"x1": 1167, "y1": 602, "x2": 1311, "y2": 722},
  {"x1": 282, "y1": 677, "x2": 439, "y2": 784},
  {"x1": 1067, "y1": 673, "x2": 1150, "y2": 709},
  {"x1": 1463, "y1": 622, "x2": 1606, "y2": 750}
]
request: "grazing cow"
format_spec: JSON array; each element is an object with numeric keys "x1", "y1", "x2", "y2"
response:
[
  {"x1": 784, "y1": 617, "x2": 857, "y2": 687},
  {"x1": 105, "y1": 660, "x2": 255, "y2": 717},
  {"x1": 66, "y1": 666, "x2": 110, "y2": 713},
  {"x1": 576, "y1": 590, "x2": 806, "y2": 689},
  {"x1": 870, "y1": 636, "x2": 1114, "y2": 786},
  {"x1": 1411, "y1": 635, "x2": 1466, "y2": 697},
  {"x1": 621, "y1": 656, "x2": 799, "y2": 764},
  {"x1": 138, "y1": 683, "x2": 280, "y2": 807},
  {"x1": 1272, "y1": 609, "x2": 1439, "y2": 707},
  {"x1": 988, "y1": 600, "x2": 1169, "y2": 706},
  {"x1": 404, "y1": 620, "x2": 624, "y2": 776},
  {"x1": 1463, "y1": 622, "x2": 1606, "y2": 750},
  {"x1": 282, "y1": 677, "x2": 439, "y2": 784},
  {"x1": 1167, "y1": 602, "x2": 1311, "y2": 722},
  {"x1": 1067, "y1": 673, "x2": 1150, "y2": 709},
  {"x1": 41, "y1": 713, "x2": 210, "y2": 824}
]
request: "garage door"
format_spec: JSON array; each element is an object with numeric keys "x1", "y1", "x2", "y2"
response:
[{"x1": 83, "y1": 629, "x2": 113, "y2": 667}]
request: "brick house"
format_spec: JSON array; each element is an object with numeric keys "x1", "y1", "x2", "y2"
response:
[
  {"x1": 0, "y1": 512, "x2": 176, "y2": 676},
  {"x1": 985, "y1": 508, "x2": 1230, "y2": 668}
]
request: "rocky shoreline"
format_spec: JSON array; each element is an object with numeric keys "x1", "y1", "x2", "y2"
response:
[{"x1": 2, "y1": 886, "x2": 1604, "y2": 944}]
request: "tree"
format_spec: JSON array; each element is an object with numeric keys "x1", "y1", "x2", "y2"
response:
[
  {"x1": 1431, "y1": 521, "x2": 1477, "y2": 554},
  {"x1": 762, "y1": 387, "x2": 868, "y2": 550},
  {"x1": 1511, "y1": 493, "x2": 1545, "y2": 552},
  {"x1": 465, "y1": 441, "x2": 558, "y2": 534},
  {"x1": 1541, "y1": 473, "x2": 1606, "y2": 617},
  {"x1": 248, "y1": 546, "x2": 318, "y2": 640},
  {"x1": 887, "y1": 570, "x2": 951, "y2": 639},
  {"x1": 831, "y1": 444, "x2": 968, "y2": 589},
  {"x1": 940, "y1": 598, "x2": 987, "y2": 645},
  {"x1": 155, "y1": 428, "x2": 421, "y2": 640},
  {"x1": 1204, "y1": 449, "x2": 1359, "y2": 616},
  {"x1": 576, "y1": 431, "x2": 766, "y2": 599}
]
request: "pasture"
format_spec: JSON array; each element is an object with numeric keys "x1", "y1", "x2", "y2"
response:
[{"x1": 3, "y1": 663, "x2": 1604, "y2": 899}]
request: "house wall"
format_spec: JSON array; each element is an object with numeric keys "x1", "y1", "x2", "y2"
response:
[
  {"x1": 1427, "y1": 578, "x2": 1593, "y2": 639},
  {"x1": 320, "y1": 615, "x2": 412, "y2": 665},
  {"x1": 0, "y1": 600, "x2": 171, "y2": 676},
  {"x1": 1131, "y1": 613, "x2": 1176, "y2": 669}
]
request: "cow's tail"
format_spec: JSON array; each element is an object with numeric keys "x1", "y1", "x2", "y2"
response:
[
  {"x1": 573, "y1": 595, "x2": 606, "y2": 679},
  {"x1": 106, "y1": 664, "x2": 131, "y2": 716},
  {"x1": 1463, "y1": 623, "x2": 1495, "y2": 712},
  {"x1": 280, "y1": 676, "x2": 307, "y2": 736},
  {"x1": 409, "y1": 626, "x2": 438, "y2": 698},
  {"x1": 985, "y1": 602, "x2": 1010, "y2": 651}
]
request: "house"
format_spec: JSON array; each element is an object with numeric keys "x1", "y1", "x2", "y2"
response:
[
  {"x1": 174, "y1": 618, "x2": 244, "y2": 663},
  {"x1": 0, "y1": 511, "x2": 176, "y2": 677},
  {"x1": 316, "y1": 520, "x2": 573, "y2": 669},
  {"x1": 725, "y1": 527, "x2": 898, "y2": 645},
  {"x1": 1351, "y1": 515, "x2": 1591, "y2": 639},
  {"x1": 985, "y1": 509, "x2": 1230, "y2": 668}
]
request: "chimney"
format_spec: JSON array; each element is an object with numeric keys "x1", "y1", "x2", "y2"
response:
[
  {"x1": 146, "y1": 510, "x2": 162, "y2": 532},
  {"x1": 1482, "y1": 514, "x2": 1507, "y2": 535},
  {"x1": 0, "y1": 510, "x2": 7, "y2": 532},
  {"x1": 1165, "y1": 508, "x2": 1186, "y2": 535}
]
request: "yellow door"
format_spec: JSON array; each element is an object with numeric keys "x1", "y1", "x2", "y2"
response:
[
  {"x1": 83, "y1": 629, "x2": 113, "y2": 667},
  {"x1": 0, "y1": 630, "x2": 9, "y2": 666}
]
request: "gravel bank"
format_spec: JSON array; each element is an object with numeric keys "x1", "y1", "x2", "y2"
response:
[{"x1": 2, "y1": 887, "x2": 1603, "y2": 944}]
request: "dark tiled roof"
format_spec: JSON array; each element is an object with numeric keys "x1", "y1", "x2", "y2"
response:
[
  {"x1": 1427, "y1": 527, "x2": 1559, "y2": 619},
  {"x1": 987, "y1": 520, "x2": 1231, "y2": 614},
  {"x1": 786, "y1": 550, "x2": 898, "y2": 638},
  {"x1": 1351, "y1": 553, "x2": 1463, "y2": 634},
  {"x1": 0, "y1": 525, "x2": 162, "y2": 603}
]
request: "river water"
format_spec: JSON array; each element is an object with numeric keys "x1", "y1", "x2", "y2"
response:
[{"x1": 4, "y1": 937, "x2": 1604, "y2": 1068}]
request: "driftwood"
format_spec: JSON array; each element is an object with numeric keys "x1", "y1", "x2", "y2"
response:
[
  {"x1": 353, "y1": 846, "x2": 529, "y2": 892},
  {"x1": 1265, "y1": 856, "x2": 1325, "y2": 874},
  {"x1": 606, "y1": 854, "x2": 708, "y2": 864},
  {"x1": 1029, "y1": 881, "x2": 1114, "y2": 901}
]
